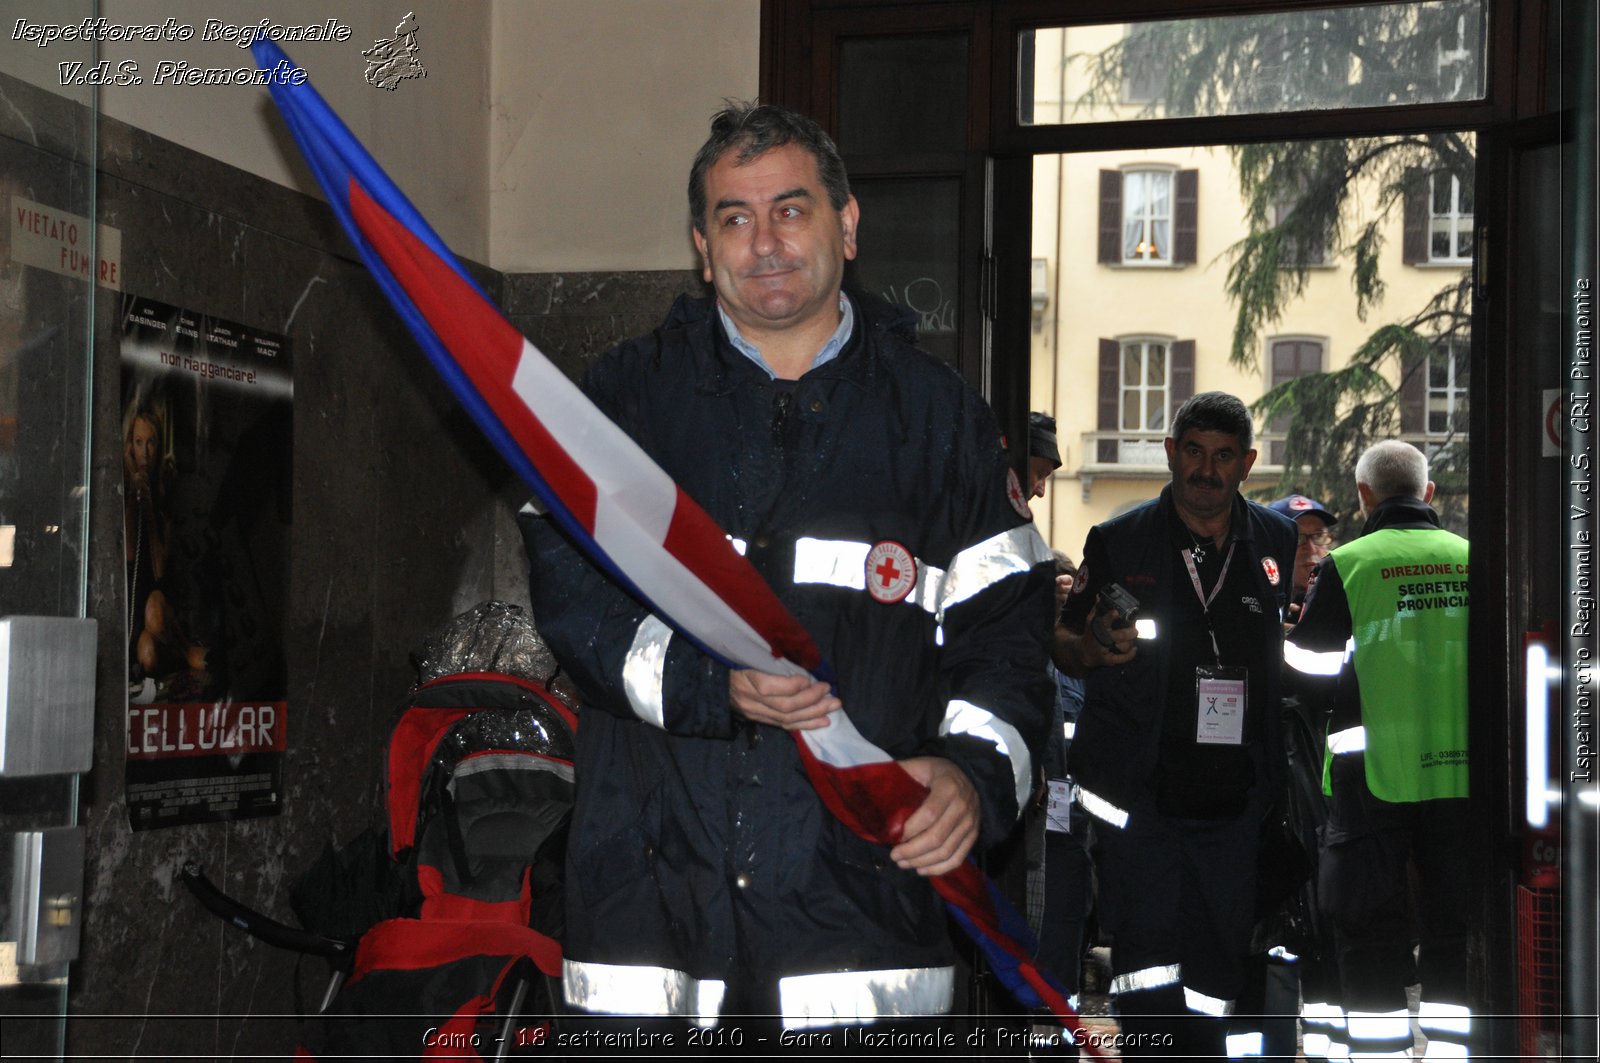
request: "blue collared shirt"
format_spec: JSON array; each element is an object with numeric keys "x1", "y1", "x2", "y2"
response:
[{"x1": 716, "y1": 293, "x2": 855, "y2": 379}]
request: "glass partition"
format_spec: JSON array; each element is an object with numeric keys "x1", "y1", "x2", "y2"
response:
[
  {"x1": 1019, "y1": 0, "x2": 1487, "y2": 127},
  {"x1": 0, "y1": 2, "x2": 99, "y2": 1055}
]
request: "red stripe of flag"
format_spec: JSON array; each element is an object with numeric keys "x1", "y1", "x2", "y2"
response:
[{"x1": 346, "y1": 179, "x2": 600, "y2": 532}]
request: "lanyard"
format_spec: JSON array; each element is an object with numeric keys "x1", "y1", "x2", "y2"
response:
[{"x1": 1182, "y1": 540, "x2": 1235, "y2": 662}]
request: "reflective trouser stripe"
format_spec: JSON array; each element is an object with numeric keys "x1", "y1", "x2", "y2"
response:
[
  {"x1": 941, "y1": 699, "x2": 1032, "y2": 815},
  {"x1": 565, "y1": 959, "x2": 955, "y2": 1029},
  {"x1": 1304, "y1": 1032, "x2": 1352, "y2": 1061},
  {"x1": 622, "y1": 615, "x2": 672, "y2": 727},
  {"x1": 563, "y1": 958, "x2": 726, "y2": 1026},
  {"x1": 1110, "y1": 964, "x2": 1181, "y2": 996},
  {"x1": 778, "y1": 965, "x2": 955, "y2": 1028},
  {"x1": 1345, "y1": 1008, "x2": 1414, "y2": 1059},
  {"x1": 1073, "y1": 785, "x2": 1129, "y2": 829},
  {"x1": 1418, "y1": 1001, "x2": 1472, "y2": 1059},
  {"x1": 1226, "y1": 1031, "x2": 1264, "y2": 1057},
  {"x1": 1327, "y1": 725, "x2": 1368, "y2": 755},
  {"x1": 1303, "y1": 1000, "x2": 1348, "y2": 1059},
  {"x1": 1303, "y1": 1000, "x2": 1347, "y2": 1027},
  {"x1": 1110, "y1": 964, "x2": 1232, "y2": 1019},
  {"x1": 1417, "y1": 1001, "x2": 1472, "y2": 1036},
  {"x1": 1184, "y1": 985, "x2": 1235, "y2": 1017}
]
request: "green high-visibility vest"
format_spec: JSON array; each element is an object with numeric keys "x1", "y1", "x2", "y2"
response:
[{"x1": 1330, "y1": 526, "x2": 1470, "y2": 801}]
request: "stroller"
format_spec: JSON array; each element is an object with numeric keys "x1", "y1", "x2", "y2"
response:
[{"x1": 184, "y1": 603, "x2": 577, "y2": 1060}]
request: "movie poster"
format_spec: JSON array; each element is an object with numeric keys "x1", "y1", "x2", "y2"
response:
[{"x1": 120, "y1": 295, "x2": 291, "y2": 829}]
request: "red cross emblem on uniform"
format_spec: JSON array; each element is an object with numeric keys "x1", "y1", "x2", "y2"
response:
[
  {"x1": 1006, "y1": 468, "x2": 1033, "y2": 520},
  {"x1": 1262, "y1": 556, "x2": 1281, "y2": 586},
  {"x1": 865, "y1": 540, "x2": 917, "y2": 604}
]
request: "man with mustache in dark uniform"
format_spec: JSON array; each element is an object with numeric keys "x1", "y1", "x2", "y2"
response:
[{"x1": 1056, "y1": 392, "x2": 1298, "y2": 1058}]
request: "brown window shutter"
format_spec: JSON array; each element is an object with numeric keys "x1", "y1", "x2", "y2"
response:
[
  {"x1": 1399, "y1": 351, "x2": 1426, "y2": 432},
  {"x1": 1173, "y1": 170, "x2": 1198, "y2": 265},
  {"x1": 1170, "y1": 339, "x2": 1196, "y2": 415},
  {"x1": 1402, "y1": 168, "x2": 1428, "y2": 265},
  {"x1": 1099, "y1": 171, "x2": 1123, "y2": 264},
  {"x1": 1098, "y1": 338, "x2": 1119, "y2": 461}
]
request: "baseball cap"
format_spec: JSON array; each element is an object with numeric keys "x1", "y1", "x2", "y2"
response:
[
  {"x1": 1269, "y1": 494, "x2": 1338, "y2": 526},
  {"x1": 1029, "y1": 411, "x2": 1062, "y2": 470}
]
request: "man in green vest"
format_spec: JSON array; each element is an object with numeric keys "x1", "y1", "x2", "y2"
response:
[{"x1": 1287, "y1": 440, "x2": 1473, "y2": 1061}]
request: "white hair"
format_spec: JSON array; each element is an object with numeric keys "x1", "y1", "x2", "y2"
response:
[{"x1": 1355, "y1": 440, "x2": 1429, "y2": 502}]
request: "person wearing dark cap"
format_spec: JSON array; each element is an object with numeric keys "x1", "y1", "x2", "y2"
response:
[
  {"x1": 1028, "y1": 411, "x2": 1063, "y2": 499},
  {"x1": 1268, "y1": 494, "x2": 1338, "y2": 609}
]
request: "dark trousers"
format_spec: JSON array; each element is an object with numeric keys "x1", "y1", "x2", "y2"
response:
[
  {"x1": 1036, "y1": 826, "x2": 1093, "y2": 995},
  {"x1": 1320, "y1": 754, "x2": 1474, "y2": 1055},
  {"x1": 1094, "y1": 805, "x2": 1261, "y2": 1059}
]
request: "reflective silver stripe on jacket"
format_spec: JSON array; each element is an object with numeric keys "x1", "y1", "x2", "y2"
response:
[
  {"x1": 794, "y1": 537, "x2": 872, "y2": 590},
  {"x1": 1110, "y1": 964, "x2": 1181, "y2": 996},
  {"x1": 1284, "y1": 638, "x2": 1353, "y2": 676},
  {"x1": 936, "y1": 525, "x2": 1055, "y2": 618},
  {"x1": 792, "y1": 526, "x2": 1052, "y2": 620},
  {"x1": 563, "y1": 958, "x2": 726, "y2": 1026},
  {"x1": 1185, "y1": 985, "x2": 1235, "y2": 1017},
  {"x1": 1073, "y1": 785, "x2": 1130, "y2": 829},
  {"x1": 622, "y1": 615, "x2": 673, "y2": 728},
  {"x1": 1327, "y1": 726, "x2": 1367, "y2": 755},
  {"x1": 778, "y1": 965, "x2": 955, "y2": 1028},
  {"x1": 792, "y1": 537, "x2": 946, "y2": 613},
  {"x1": 941, "y1": 699, "x2": 1032, "y2": 816}
]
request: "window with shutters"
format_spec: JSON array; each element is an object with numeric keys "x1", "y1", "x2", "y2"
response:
[
  {"x1": 1097, "y1": 337, "x2": 1195, "y2": 464},
  {"x1": 1403, "y1": 169, "x2": 1474, "y2": 266},
  {"x1": 1426, "y1": 339, "x2": 1470, "y2": 435},
  {"x1": 1098, "y1": 168, "x2": 1198, "y2": 266},
  {"x1": 1399, "y1": 337, "x2": 1469, "y2": 441},
  {"x1": 1265, "y1": 338, "x2": 1326, "y2": 463},
  {"x1": 1428, "y1": 172, "x2": 1474, "y2": 263}
]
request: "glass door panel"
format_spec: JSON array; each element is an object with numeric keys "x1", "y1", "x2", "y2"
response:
[
  {"x1": 1026, "y1": 135, "x2": 1475, "y2": 550},
  {"x1": 0, "y1": 3, "x2": 99, "y2": 1055}
]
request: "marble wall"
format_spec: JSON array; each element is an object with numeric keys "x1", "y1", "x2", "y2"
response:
[{"x1": 0, "y1": 71, "x2": 697, "y2": 1057}]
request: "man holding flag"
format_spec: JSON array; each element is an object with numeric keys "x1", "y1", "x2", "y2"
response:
[{"x1": 520, "y1": 102, "x2": 1056, "y2": 1034}]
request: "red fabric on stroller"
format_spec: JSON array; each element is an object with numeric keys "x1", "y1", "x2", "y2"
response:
[{"x1": 297, "y1": 672, "x2": 575, "y2": 1060}]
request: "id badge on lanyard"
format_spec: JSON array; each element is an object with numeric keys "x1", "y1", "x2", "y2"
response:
[
  {"x1": 1045, "y1": 778, "x2": 1073, "y2": 833},
  {"x1": 1183, "y1": 541, "x2": 1248, "y2": 746},
  {"x1": 1194, "y1": 665, "x2": 1248, "y2": 745}
]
